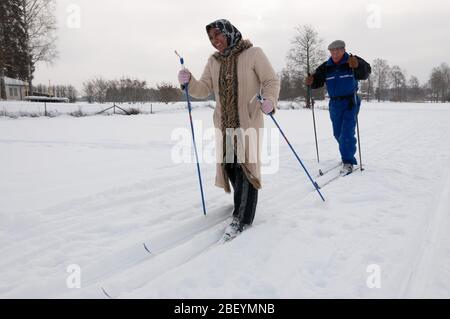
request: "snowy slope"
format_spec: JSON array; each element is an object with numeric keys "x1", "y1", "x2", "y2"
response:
[{"x1": 0, "y1": 102, "x2": 449, "y2": 298}]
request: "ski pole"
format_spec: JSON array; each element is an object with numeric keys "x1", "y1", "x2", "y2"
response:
[
  {"x1": 351, "y1": 65, "x2": 364, "y2": 172},
  {"x1": 175, "y1": 51, "x2": 207, "y2": 215},
  {"x1": 355, "y1": 110, "x2": 363, "y2": 172},
  {"x1": 308, "y1": 73, "x2": 322, "y2": 175},
  {"x1": 257, "y1": 94, "x2": 325, "y2": 202}
]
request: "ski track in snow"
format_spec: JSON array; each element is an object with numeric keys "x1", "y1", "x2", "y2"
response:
[
  {"x1": 1, "y1": 102, "x2": 450, "y2": 298},
  {"x1": 59, "y1": 159, "x2": 321, "y2": 298},
  {"x1": 367, "y1": 110, "x2": 450, "y2": 298},
  {"x1": 401, "y1": 169, "x2": 450, "y2": 298}
]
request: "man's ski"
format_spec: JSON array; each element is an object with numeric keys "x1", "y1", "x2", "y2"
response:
[
  {"x1": 317, "y1": 162, "x2": 342, "y2": 177},
  {"x1": 318, "y1": 166, "x2": 362, "y2": 189}
]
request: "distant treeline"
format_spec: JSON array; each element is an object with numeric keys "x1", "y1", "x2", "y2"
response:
[
  {"x1": 33, "y1": 84, "x2": 78, "y2": 103},
  {"x1": 82, "y1": 78, "x2": 186, "y2": 104}
]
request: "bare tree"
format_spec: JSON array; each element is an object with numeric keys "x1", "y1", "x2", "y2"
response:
[
  {"x1": 360, "y1": 76, "x2": 374, "y2": 102},
  {"x1": 92, "y1": 78, "x2": 109, "y2": 103},
  {"x1": 66, "y1": 85, "x2": 77, "y2": 102},
  {"x1": 84, "y1": 76, "x2": 156, "y2": 104},
  {"x1": 157, "y1": 82, "x2": 182, "y2": 104},
  {"x1": 22, "y1": 0, "x2": 58, "y2": 94},
  {"x1": 390, "y1": 65, "x2": 406, "y2": 102},
  {"x1": 106, "y1": 79, "x2": 120, "y2": 103},
  {"x1": 104, "y1": 77, "x2": 148, "y2": 103},
  {"x1": 83, "y1": 78, "x2": 108, "y2": 103},
  {"x1": 440, "y1": 63, "x2": 450, "y2": 102},
  {"x1": 429, "y1": 63, "x2": 450, "y2": 102},
  {"x1": 83, "y1": 81, "x2": 95, "y2": 103},
  {"x1": 279, "y1": 69, "x2": 295, "y2": 101},
  {"x1": 407, "y1": 76, "x2": 422, "y2": 102},
  {"x1": 286, "y1": 25, "x2": 325, "y2": 107},
  {"x1": 372, "y1": 59, "x2": 391, "y2": 102},
  {"x1": 429, "y1": 69, "x2": 442, "y2": 102}
]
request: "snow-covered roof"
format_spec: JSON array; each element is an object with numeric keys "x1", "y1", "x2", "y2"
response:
[{"x1": 4, "y1": 76, "x2": 27, "y2": 86}]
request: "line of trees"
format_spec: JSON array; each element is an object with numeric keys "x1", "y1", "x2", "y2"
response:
[
  {"x1": 33, "y1": 83, "x2": 78, "y2": 102},
  {"x1": 280, "y1": 24, "x2": 450, "y2": 103},
  {"x1": 362, "y1": 60, "x2": 450, "y2": 102},
  {"x1": 366, "y1": 59, "x2": 445, "y2": 102},
  {"x1": 0, "y1": 0, "x2": 57, "y2": 98},
  {"x1": 428, "y1": 63, "x2": 450, "y2": 102},
  {"x1": 82, "y1": 77, "x2": 183, "y2": 104}
]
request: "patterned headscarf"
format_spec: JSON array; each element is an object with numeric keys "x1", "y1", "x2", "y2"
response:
[{"x1": 206, "y1": 19, "x2": 242, "y2": 56}]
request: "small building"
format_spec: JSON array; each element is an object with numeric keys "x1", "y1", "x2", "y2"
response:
[{"x1": 4, "y1": 76, "x2": 28, "y2": 100}]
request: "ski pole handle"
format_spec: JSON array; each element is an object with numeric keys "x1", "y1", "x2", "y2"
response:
[{"x1": 175, "y1": 50, "x2": 185, "y2": 69}]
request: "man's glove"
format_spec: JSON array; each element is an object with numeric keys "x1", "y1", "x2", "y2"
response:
[
  {"x1": 348, "y1": 56, "x2": 359, "y2": 69},
  {"x1": 305, "y1": 75, "x2": 314, "y2": 86}
]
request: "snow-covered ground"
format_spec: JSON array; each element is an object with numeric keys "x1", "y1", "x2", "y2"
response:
[
  {"x1": 1, "y1": 101, "x2": 450, "y2": 299},
  {"x1": 0, "y1": 100, "x2": 216, "y2": 117}
]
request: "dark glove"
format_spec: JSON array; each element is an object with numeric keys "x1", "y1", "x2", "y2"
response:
[
  {"x1": 348, "y1": 56, "x2": 359, "y2": 69},
  {"x1": 305, "y1": 75, "x2": 314, "y2": 86}
]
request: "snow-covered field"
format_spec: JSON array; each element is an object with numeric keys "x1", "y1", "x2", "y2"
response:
[
  {"x1": 0, "y1": 100, "x2": 217, "y2": 117},
  {"x1": 1, "y1": 101, "x2": 450, "y2": 299}
]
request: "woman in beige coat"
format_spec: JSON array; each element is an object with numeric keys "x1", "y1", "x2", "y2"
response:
[{"x1": 178, "y1": 19, "x2": 280, "y2": 240}]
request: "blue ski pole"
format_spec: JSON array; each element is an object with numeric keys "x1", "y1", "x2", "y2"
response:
[
  {"x1": 175, "y1": 51, "x2": 207, "y2": 215},
  {"x1": 257, "y1": 94, "x2": 325, "y2": 202}
]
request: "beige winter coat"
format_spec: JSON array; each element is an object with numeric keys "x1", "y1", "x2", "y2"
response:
[{"x1": 187, "y1": 46, "x2": 280, "y2": 192}]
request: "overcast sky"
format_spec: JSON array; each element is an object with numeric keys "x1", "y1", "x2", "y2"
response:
[{"x1": 33, "y1": 0, "x2": 450, "y2": 92}]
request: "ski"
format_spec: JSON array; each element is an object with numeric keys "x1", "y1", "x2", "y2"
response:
[
  {"x1": 317, "y1": 162, "x2": 342, "y2": 177},
  {"x1": 318, "y1": 166, "x2": 362, "y2": 189},
  {"x1": 220, "y1": 234, "x2": 233, "y2": 243},
  {"x1": 220, "y1": 230, "x2": 244, "y2": 244},
  {"x1": 220, "y1": 224, "x2": 251, "y2": 243},
  {"x1": 143, "y1": 243, "x2": 152, "y2": 254},
  {"x1": 101, "y1": 287, "x2": 114, "y2": 299},
  {"x1": 220, "y1": 230, "x2": 240, "y2": 243}
]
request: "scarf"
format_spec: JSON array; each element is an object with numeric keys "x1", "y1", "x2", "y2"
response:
[{"x1": 206, "y1": 19, "x2": 242, "y2": 57}]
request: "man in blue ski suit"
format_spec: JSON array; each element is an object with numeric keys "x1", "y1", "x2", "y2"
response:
[{"x1": 306, "y1": 40, "x2": 371, "y2": 175}]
